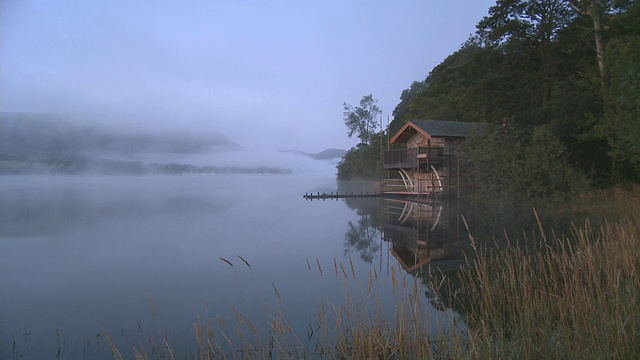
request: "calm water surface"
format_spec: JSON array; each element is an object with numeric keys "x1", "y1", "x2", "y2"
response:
[{"x1": 0, "y1": 174, "x2": 461, "y2": 358}]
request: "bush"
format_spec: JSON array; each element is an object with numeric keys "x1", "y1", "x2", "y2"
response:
[
  {"x1": 463, "y1": 124, "x2": 590, "y2": 203},
  {"x1": 336, "y1": 137, "x2": 384, "y2": 181}
]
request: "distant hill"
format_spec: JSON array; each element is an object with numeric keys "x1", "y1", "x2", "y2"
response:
[
  {"x1": 279, "y1": 148, "x2": 347, "y2": 160},
  {"x1": 0, "y1": 112, "x2": 295, "y2": 175},
  {"x1": 0, "y1": 112, "x2": 240, "y2": 158}
]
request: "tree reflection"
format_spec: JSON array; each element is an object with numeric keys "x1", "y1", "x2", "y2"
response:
[
  {"x1": 343, "y1": 214, "x2": 381, "y2": 263},
  {"x1": 342, "y1": 196, "x2": 385, "y2": 263}
]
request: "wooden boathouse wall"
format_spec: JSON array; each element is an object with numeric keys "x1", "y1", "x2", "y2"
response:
[{"x1": 382, "y1": 120, "x2": 486, "y2": 198}]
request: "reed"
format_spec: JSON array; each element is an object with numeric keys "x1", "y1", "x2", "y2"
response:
[
  {"x1": 106, "y1": 255, "x2": 457, "y2": 359},
  {"x1": 452, "y1": 215, "x2": 640, "y2": 359}
]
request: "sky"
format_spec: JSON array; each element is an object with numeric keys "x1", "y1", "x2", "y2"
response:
[{"x1": 1, "y1": 0, "x2": 495, "y2": 152}]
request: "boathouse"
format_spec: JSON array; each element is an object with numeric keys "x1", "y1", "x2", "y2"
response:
[{"x1": 382, "y1": 120, "x2": 487, "y2": 197}]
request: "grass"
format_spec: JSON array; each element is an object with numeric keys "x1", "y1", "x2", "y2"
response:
[
  {"x1": 104, "y1": 187, "x2": 640, "y2": 359},
  {"x1": 452, "y1": 216, "x2": 640, "y2": 359},
  {"x1": 447, "y1": 186, "x2": 640, "y2": 359},
  {"x1": 109, "y1": 257, "x2": 460, "y2": 359}
]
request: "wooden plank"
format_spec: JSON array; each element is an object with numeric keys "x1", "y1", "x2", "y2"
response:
[{"x1": 303, "y1": 192, "x2": 379, "y2": 200}]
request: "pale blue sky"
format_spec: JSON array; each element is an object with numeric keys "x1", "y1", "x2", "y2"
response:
[{"x1": 1, "y1": 0, "x2": 494, "y2": 152}]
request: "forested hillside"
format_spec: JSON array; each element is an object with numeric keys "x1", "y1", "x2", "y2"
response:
[
  {"x1": 340, "y1": 0, "x2": 639, "y2": 196},
  {"x1": 0, "y1": 112, "x2": 240, "y2": 158},
  {"x1": 0, "y1": 113, "x2": 295, "y2": 175}
]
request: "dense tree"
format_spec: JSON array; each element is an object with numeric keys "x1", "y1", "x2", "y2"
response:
[
  {"x1": 463, "y1": 124, "x2": 590, "y2": 202},
  {"x1": 338, "y1": 95, "x2": 384, "y2": 181},
  {"x1": 391, "y1": 81, "x2": 428, "y2": 134},
  {"x1": 597, "y1": 3, "x2": 640, "y2": 180},
  {"x1": 393, "y1": 40, "x2": 509, "y2": 125},
  {"x1": 477, "y1": 0, "x2": 574, "y2": 45},
  {"x1": 567, "y1": 0, "x2": 635, "y2": 82},
  {"x1": 343, "y1": 94, "x2": 382, "y2": 145},
  {"x1": 336, "y1": 135, "x2": 384, "y2": 181},
  {"x1": 478, "y1": 0, "x2": 575, "y2": 111}
]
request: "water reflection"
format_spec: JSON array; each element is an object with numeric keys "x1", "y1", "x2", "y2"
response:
[
  {"x1": 2, "y1": 175, "x2": 469, "y2": 357},
  {"x1": 2, "y1": 174, "x2": 356, "y2": 358},
  {"x1": 343, "y1": 198, "x2": 383, "y2": 263},
  {"x1": 342, "y1": 197, "x2": 470, "y2": 314},
  {"x1": 382, "y1": 199, "x2": 466, "y2": 273},
  {"x1": 341, "y1": 194, "x2": 599, "y2": 318},
  {"x1": 343, "y1": 197, "x2": 468, "y2": 275},
  {"x1": 0, "y1": 176, "x2": 236, "y2": 238}
]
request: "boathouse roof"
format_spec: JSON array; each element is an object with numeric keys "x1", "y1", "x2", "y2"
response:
[{"x1": 391, "y1": 120, "x2": 488, "y2": 143}]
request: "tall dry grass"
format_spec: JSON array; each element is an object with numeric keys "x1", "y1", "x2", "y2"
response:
[
  {"x1": 452, "y1": 211, "x2": 640, "y2": 359},
  {"x1": 110, "y1": 256, "x2": 458, "y2": 360},
  {"x1": 328, "y1": 261, "x2": 460, "y2": 360}
]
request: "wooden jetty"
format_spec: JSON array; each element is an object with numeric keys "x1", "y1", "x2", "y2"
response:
[
  {"x1": 303, "y1": 192, "x2": 379, "y2": 200},
  {"x1": 303, "y1": 191, "x2": 444, "y2": 203}
]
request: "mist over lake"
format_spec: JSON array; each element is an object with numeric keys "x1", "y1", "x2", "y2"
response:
[
  {"x1": 0, "y1": 173, "x2": 458, "y2": 358},
  {"x1": 0, "y1": 112, "x2": 349, "y2": 177}
]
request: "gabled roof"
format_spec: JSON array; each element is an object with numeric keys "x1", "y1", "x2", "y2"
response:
[{"x1": 391, "y1": 120, "x2": 488, "y2": 144}]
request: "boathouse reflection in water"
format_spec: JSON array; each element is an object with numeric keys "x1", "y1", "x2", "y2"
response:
[
  {"x1": 382, "y1": 199, "x2": 466, "y2": 273},
  {"x1": 343, "y1": 197, "x2": 467, "y2": 274}
]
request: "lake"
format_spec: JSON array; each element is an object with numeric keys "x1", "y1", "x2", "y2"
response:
[{"x1": 0, "y1": 173, "x2": 464, "y2": 359}]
